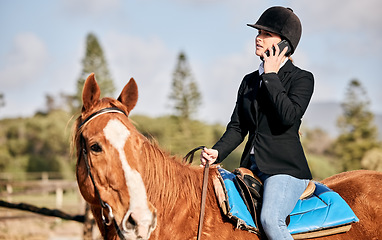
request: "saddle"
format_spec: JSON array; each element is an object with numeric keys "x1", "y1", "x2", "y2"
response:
[
  {"x1": 213, "y1": 167, "x2": 359, "y2": 239},
  {"x1": 213, "y1": 167, "x2": 261, "y2": 234},
  {"x1": 224, "y1": 168, "x2": 315, "y2": 235},
  {"x1": 231, "y1": 168, "x2": 263, "y2": 233}
]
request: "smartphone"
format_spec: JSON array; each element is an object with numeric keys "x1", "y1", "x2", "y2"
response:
[{"x1": 265, "y1": 40, "x2": 292, "y2": 57}]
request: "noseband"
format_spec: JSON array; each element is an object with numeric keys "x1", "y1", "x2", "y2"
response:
[{"x1": 78, "y1": 107, "x2": 127, "y2": 240}]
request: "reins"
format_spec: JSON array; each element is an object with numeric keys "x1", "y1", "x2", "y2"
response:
[
  {"x1": 78, "y1": 107, "x2": 127, "y2": 240},
  {"x1": 183, "y1": 146, "x2": 209, "y2": 240}
]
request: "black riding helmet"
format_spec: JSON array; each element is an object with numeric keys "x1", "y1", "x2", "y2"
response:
[{"x1": 247, "y1": 6, "x2": 302, "y2": 55}]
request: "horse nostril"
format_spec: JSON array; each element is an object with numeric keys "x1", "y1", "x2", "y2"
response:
[{"x1": 125, "y1": 213, "x2": 137, "y2": 230}]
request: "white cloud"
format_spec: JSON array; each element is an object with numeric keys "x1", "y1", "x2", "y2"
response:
[
  {"x1": 197, "y1": 41, "x2": 257, "y2": 123},
  {"x1": 0, "y1": 33, "x2": 49, "y2": 88},
  {"x1": 63, "y1": 0, "x2": 122, "y2": 16},
  {"x1": 103, "y1": 31, "x2": 176, "y2": 116},
  {"x1": 294, "y1": 0, "x2": 382, "y2": 32}
]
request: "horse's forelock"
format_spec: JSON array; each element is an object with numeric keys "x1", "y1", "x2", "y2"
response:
[{"x1": 72, "y1": 98, "x2": 129, "y2": 164}]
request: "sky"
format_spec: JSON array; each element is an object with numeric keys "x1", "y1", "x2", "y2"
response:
[{"x1": 1, "y1": 0, "x2": 381, "y2": 125}]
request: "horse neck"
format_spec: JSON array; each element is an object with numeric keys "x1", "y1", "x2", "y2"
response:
[{"x1": 140, "y1": 141, "x2": 203, "y2": 213}]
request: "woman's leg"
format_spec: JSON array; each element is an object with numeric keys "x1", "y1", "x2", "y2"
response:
[{"x1": 260, "y1": 174, "x2": 309, "y2": 240}]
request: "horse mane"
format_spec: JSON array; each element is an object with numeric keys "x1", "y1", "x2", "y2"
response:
[{"x1": 139, "y1": 138, "x2": 204, "y2": 213}]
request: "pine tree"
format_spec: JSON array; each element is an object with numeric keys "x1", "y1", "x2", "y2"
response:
[
  {"x1": 0, "y1": 93, "x2": 5, "y2": 109},
  {"x1": 169, "y1": 51, "x2": 201, "y2": 120},
  {"x1": 73, "y1": 33, "x2": 115, "y2": 112},
  {"x1": 332, "y1": 79, "x2": 379, "y2": 171}
]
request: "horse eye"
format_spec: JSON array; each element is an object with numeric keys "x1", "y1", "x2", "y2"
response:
[{"x1": 90, "y1": 143, "x2": 102, "y2": 153}]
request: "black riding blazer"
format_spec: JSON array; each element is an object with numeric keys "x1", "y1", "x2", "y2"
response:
[{"x1": 213, "y1": 60, "x2": 314, "y2": 180}]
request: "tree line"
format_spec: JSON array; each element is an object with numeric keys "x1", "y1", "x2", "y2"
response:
[{"x1": 0, "y1": 33, "x2": 381, "y2": 182}]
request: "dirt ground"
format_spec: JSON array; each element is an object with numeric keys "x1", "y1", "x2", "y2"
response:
[{"x1": 0, "y1": 209, "x2": 101, "y2": 240}]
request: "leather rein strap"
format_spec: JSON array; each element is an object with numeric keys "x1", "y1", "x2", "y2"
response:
[
  {"x1": 78, "y1": 107, "x2": 127, "y2": 240},
  {"x1": 183, "y1": 146, "x2": 209, "y2": 240}
]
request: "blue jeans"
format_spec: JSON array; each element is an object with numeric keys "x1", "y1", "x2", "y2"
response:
[
  {"x1": 261, "y1": 174, "x2": 309, "y2": 240},
  {"x1": 249, "y1": 156, "x2": 309, "y2": 239}
]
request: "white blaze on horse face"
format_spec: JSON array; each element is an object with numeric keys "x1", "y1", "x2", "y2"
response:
[{"x1": 103, "y1": 119, "x2": 155, "y2": 238}]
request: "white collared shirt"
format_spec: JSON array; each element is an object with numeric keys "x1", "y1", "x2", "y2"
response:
[{"x1": 259, "y1": 61, "x2": 265, "y2": 76}]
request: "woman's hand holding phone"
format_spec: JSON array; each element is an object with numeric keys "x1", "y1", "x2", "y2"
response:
[{"x1": 262, "y1": 42, "x2": 288, "y2": 74}]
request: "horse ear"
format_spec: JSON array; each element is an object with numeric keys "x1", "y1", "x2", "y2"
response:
[
  {"x1": 118, "y1": 78, "x2": 138, "y2": 114},
  {"x1": 82, "y1": 73, "x2": 101, "y2": 111}
]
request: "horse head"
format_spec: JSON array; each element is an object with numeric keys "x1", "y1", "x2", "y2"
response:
[{"x1": 74, "y1": 73, "x2": 157, "y2": 240}]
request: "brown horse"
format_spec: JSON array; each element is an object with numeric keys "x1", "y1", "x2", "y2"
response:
[{"x1": 73, "y1": 73, "x2": 382, "y2": 240}]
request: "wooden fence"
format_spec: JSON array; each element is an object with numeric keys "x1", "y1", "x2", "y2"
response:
[
  {"x1": 1, "y1": 179, "x2": 77, "y2": 208},
  {"x1": 0, "y1": 172, "x2": 94, "y2": 239}
]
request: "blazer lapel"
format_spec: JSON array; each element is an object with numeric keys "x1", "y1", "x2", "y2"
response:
[
  {"x1": 277, "y1": 59, "x2": 294, "y2": 82},
  {"x1": 254, "y1": 60, "x2": 294, "y2": 126}
]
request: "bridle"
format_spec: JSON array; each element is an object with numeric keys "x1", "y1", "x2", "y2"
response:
[
  {"x1": 78, "y1": 107, "x2": 210, "y2": 240},
  {"x1": 78, "y1": 107, "x2": 128, "y2": 240}
]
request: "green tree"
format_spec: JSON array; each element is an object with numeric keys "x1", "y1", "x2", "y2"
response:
[
  {"x1": 130, "y1": 114, "x2": 242, "y2": 170},
  {"x1": 74, "y1": 33, "x2": 115, "y2": 113},
  {"x1": 0, "y1": 93, "x2": 5, "y2": 109},
  {"x1": 0, "y1": 110, "x2": 74, "y2": 179},
  {"x1": 169, "y1": 51, "x2": 201, "y2": 120},
  {"x1": 41, "y1": 92, "x2": 75, "y2": 115},
  {"x1": 25, "y1": 110, "x2": 73, "y2": 178},
  {"x1": 44, "y1": 94, "x2": 56, "y2": 114},
  {"x1": 362, "y1": 148, "x2": 382, "y2": 171},
  {"x1": 301, "y1": 127, "x2": 333, "y2": 155},
  {"x1": 332, "y1": 79, "x2": 379, "y2": 171}
]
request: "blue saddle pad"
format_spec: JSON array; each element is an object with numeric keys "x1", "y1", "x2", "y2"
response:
[
  {"x1": 217, "y1": 168, "x2": 359, "y2": 235},
  {"x1": 288, "y1": 181, "x2": 359, "y2": 234},
  {"x1": 218, "y1": 168, "x2": 256, "y2": 228}
]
